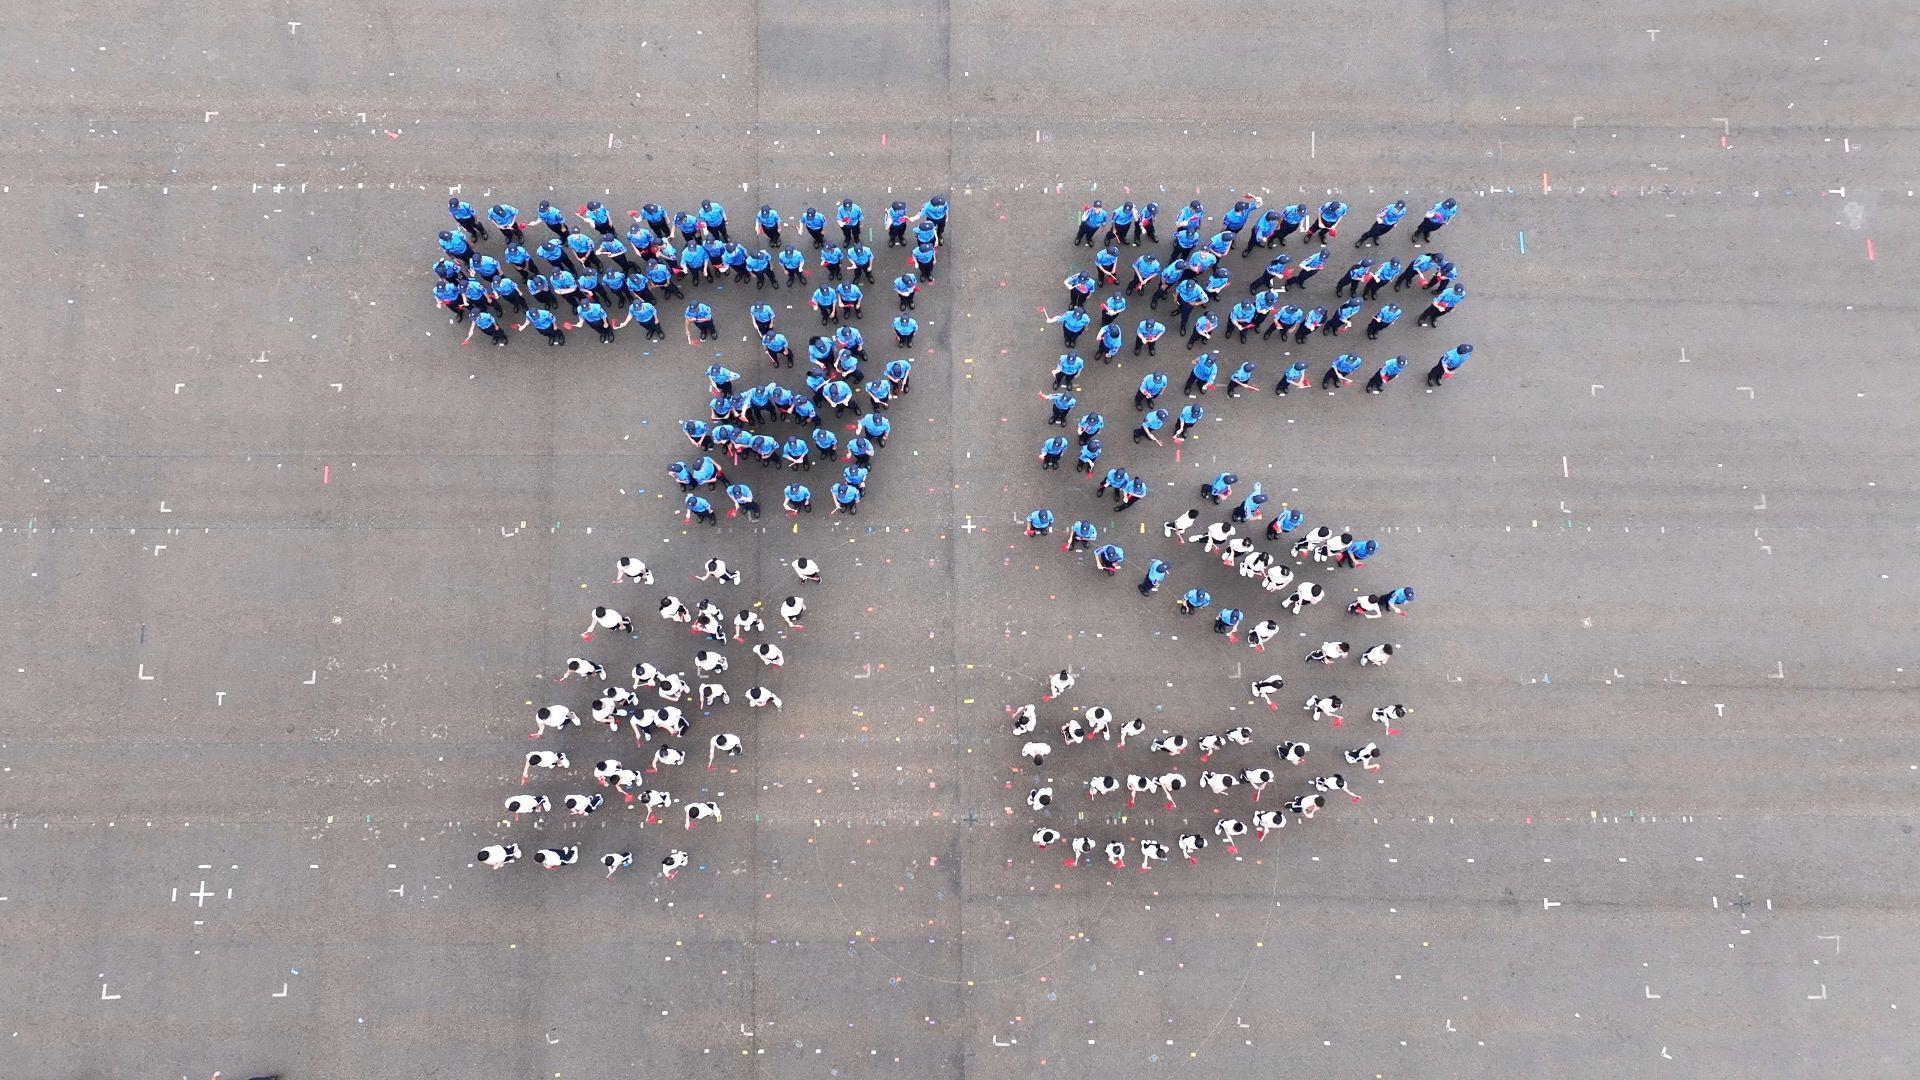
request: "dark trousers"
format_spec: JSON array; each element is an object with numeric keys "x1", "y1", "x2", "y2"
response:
[
  {"x1": 1073, "y1": 223, "x2": 1098, "y2": 246},
  {"x1": 1354, "y1": 222, "x2": 1392, "y2": 246},
  {"x1": 456, "y1": 218, "x2": 486, "y2": 239},
  {"x1": 1365, "y1": 371, "x2": 1390, "y2": 393},
  {"x1": 785, "y1": 267, "x2": 808, "y2": 285},
  {"x1": 842, "y1": 224, "x2": 861, "y2": 244},
  {"x1": 1183, "y1": 374, "x2": 1208, "y2": 394},
  {"x1": 1427, "y1": 363, "x2": 1449, "y2": 386},
  {"x1": 1412, "y1": 221, "x2": 1439, "y2": 243}
]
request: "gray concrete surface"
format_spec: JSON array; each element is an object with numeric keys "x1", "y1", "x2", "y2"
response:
[{"x1": 2, "y1": 2, "x2": 1918, "y2": 1078}]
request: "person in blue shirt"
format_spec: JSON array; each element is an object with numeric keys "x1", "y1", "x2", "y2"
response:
[
  {"x1": 1228, "y1": 300, "x2": 1259, "y2": 343},
  {"x1": 1184, "y1": 352, "x2": 1218, "y2": 395},
  {"x1": 1329, "y1": 297, "x2": 1366, "y2": 335},
  {"x1": 1173, "y1": 402, "x2": 1205, "y2": 441},
  {"x1": 685, "y1": 494, "x2": 718, "y2": 526},
  {"x1": 1133, "y1": 407, "x2": 1169, "y2": 447},
  {"x1": 1362, "y1": 258, "x2": 1400, "y2": 301},
  {"x1": 462, "y1": 310, "x2": 508, "y2": 347},
  {"x1": 625, "y1": 299, "x2": 672, "y2": 338},
  {"x1": 1128, "y1": 251, "x2": 1163, "y2": 295},
  {"x1": 1177, "y1": 587, "x2": 1211, "y2": 615},
  {"x1": 912, "y1": 195, "x2": 949, "y2": 243},
  {"x1": 491, "y1": 275, "x2": 526, "y2": 313},
  {"x1": 1265, "y1": 507, "x2": 1306, "y2": 541},
  {"x1": 810, "y1": 284, "x2": 840, "y2": 325},
  {"x1": 1075, "y1": 411, "x2": 1105, "y2": 444},
  {"x1": 1336, "y1": 258, "x2": 1374, "y2": 299},
  {"x1": 1226, "y1": 359, "x2": 1259, "y2": 398},
  {"x1": 1186, "y1": 309, "x2": 1220, "y2": 348},
  {"x1": 525, "y1": 273, "x2": 555, "y2": 310},
  {"x1": 1305, "y1": 200, "x2": 1349, "y2": 243},
  {"x1": 1214, "y1": 607, "x2": 1244, "y2": 639},
  {"x1": 1135, "y1": 369, "x2": 1168, "y2": 410},
  {"x1": 784, "y1": 483, "x2": 813, "y2": 515},
  {"x1": 1384, "y1": 585, "x2": 1414, "y2": 613},
  {"x1": 894, "y1": 272, "x2": 919, "y2": 310},
  {"x1": 706, "y1": 364, "x2": 740, "y2": 397},
  {"x1": 431, "y1": 279, "x2": 465, "y2": 321},
  {"x1": 892, "y1": 314, "x2": 918, "y2": 347},
  {"x1": 685, "y1": 302, "x2": 717, "y2": 341},
  {"x1": 632, "y1": 202, "x2": 666, "y2": 238},
  {"x1": 814, "y1": 240, "x2": 843, "y2": 280},
  {"x1": 1047, "y1": 308, "x2": 1091, "y2": 349},
  {"x1": 1232, "y1": 483, "x2": 1268, "y2": 523},
  {"x1": 1412, "y1": 198, "x2": 1459, "y2": 244},
  {"x1": 859, "y1": 410, "x2": 891, "y2": 447},
  {"x1": 1354, "y1": 200, "x2": 1408, "y2": 247},
  {"x1": 1106, "y1": 200, "x2": 1137, "y2": 246},
  {"x1": 836, "y1": 198, "x2": 864, "y2": 244},
  {"x1": 1264, "y1": 305, "x2": 1303, "y2": 344},
  {"x1": 820, "y1": 379, "x2": 857, "y2": 416},
  {"x1": 723, "y1": 481, "x2": 759, "y2": 520},
  {"x1": 1172, "y1": 277, "x2": 1207, "y2": 331},
  {"x1": 1065, "y1": 519, "x2": 1098, "y2": 552},
  {"x1": 1133, "y1": 318, "x2": 1165, "y2": 356},
  {"x1": 1427, "y1": 343, "x2": 1473, "y2": 386},
  {"x1": 747, "y1": 302, "x2": 777, "y2": 337},
  {"x1": 669, "y1": 460, "x2": 699, "y2": 492},
  {"x1": 829, "y1": 482, "x2": 861, "y2": 516},
  {"x1": 694, "y1": 199, "x2": 728, "y2": 242},
  {"x1": 1222, "y1": 197, "x2": 1260, "y2": 237},
  {"x1": 485, "y1": 202, "x2": 522, "y2": 242},
  {"x1": 1321, "y1": 353, "x2": 1365, "y2": 390},
  {"x1": 574, "y1": 300, "x2": 614, "y2": 343},
  {"x1": 1024, "y1": 508, "x2": 1055, "y2": 536},
  {"x1": 679, "y1": 240, "x2": 709, "y2": 282},
  {"x1": 883, "y1": 201, "x2": 911, "y2": 247},
  {"x1": 1062, "y1": 271, "x2": 1094, "y2": 311},
  {"x1": 1138, "y1": 201, "x2": 1161, "y2": 243},
  {"x1": 911, "y1": 218, "x2": 938, "y2": 248},
  {"x1": 1138, "y1": 558, "x2": 1170, "y2": 595},
  {"x1": 548, "y1": 268, "x2": 581, "y2": 310},
  {"x1": 1051, "y1": 351, "x2": 1086, "y2": 390},
  {"x1": 850, "y1": 243, "x2": 879, "y2": 284},
  {"x1": 761, "y1": 330, "x2": 794, "y2": 367},
  {"x1": 777, "y1": 246, "x2": 808, "y2": 286},
  {"x1": 845, "y1": 435, "x2": 876, "y2": 466},
  {"x1": 754, "y1": 204, "x2": 783, "y2": 246},
  {"x1": 836, "y1": 281, "x2": 864, "y2": 321},
  {"x1": 800, "y1": 206, "x2": 829, "y2": 248},
  {"x1": 437, "y1": 229, "x2": 473, "y2": 262},
  {"x1": 745, "y1": 248, "x2": 776, "y2": 289},
  {"x1": 1039, "y1": 435, "x2": 1069, "y2": 469},
  {"x1": 781, "y1": 435, "x2": 810, "y2": 470},
  {"x1": 1366, "y1": 354, "x2": 1407, "y2": 393},
  {"x1": 1202, "y1": 472, "x2": 1237, "y2": 503},
  {"x1": 448, "y1": 197, "x2": 485, "y2": 239},
  {"x1": 1336, "y1": 539, "x2": 1378, "y2": 569},
  {"x1": 833, "y1": 323, "x2": 866, "y2": 361},
  {"x1": 517, "y1": 306, "x2": 564, "y2": 346},
  {"x1": 1243, "y1": 209, "x2": 1281, "y2": 256},
  {"x1": 1075, "y1": 437, "x2": 1103, "y2": 473},
  {"x1": 884, "y1": 358, "x2": 913, "y2": 395},
  {"x1": 1366, "y1": 305, "x2": 1402, "y2": 340},
  {"x1": 1175, "y1": 199, "x2": 1206, "y2": 234},
  {"x1": 1092, "y1": 242, "x2": 1122, "y2": 287},
  {"x1": 1094, "y1": 544, "x2": 1124, "y2": 575},
  {"x1": 530, "y1": 199, "x2": 567, "y2": 238},
  {"x1": 1074, "y1": 200, "x2": 1108, "y2": 246},
  {"x1": 1417, "y1": 282, "x2": 1466, "y2": 326},
  {"x1": 1287, "y1": 247, "x2": 1329, "y2": 291},
  {"x1": 570, "y1": 200, "x2": 610, "y2": 237},
  {"x1": 1095, "y1": 293, "x2": 1128, "y2": 330},
  {"x1": 1297, "y1": 305, "x2": 1328, "y2": 342},
  {"x1": 565, "y1": 230, "x2": 599, "y2": 269},
  {"x1": 1392, "y1": 252, "x2": 1437, "y2": 292}
]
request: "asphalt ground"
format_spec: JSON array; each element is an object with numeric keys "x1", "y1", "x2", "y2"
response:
[{"x1": 2, "y1": 2, "x2": 1918, "y2": 1078}]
